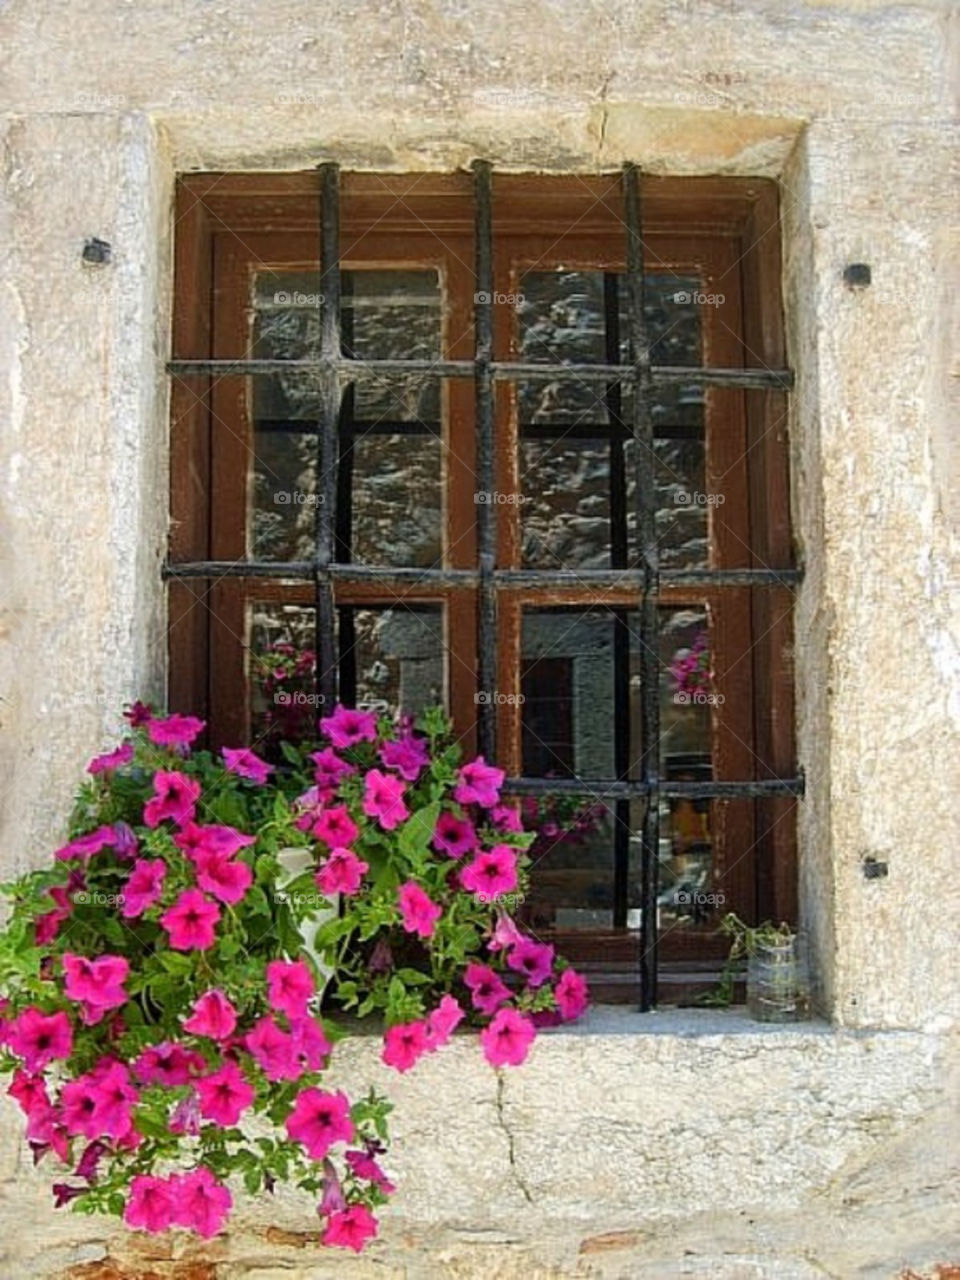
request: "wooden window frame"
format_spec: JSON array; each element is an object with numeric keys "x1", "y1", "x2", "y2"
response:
[{"x1": 168, "y1": 171, "x2": 798, "y2": 1004}]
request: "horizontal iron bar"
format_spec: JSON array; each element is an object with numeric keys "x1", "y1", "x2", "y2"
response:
[
  {"x1": 505, "y1": 776, "x2": 805, "y2": 799},
  {"x1": 167, "y1": 357, "x2": 794, "y2": 390},
  {"x1": 163, "y1": 562, "x2": 801, "y2": 588}
]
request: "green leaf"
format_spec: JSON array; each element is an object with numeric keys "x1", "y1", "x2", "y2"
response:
[{"x1": 397, "y1": 801, "x2": 440, "y2": 865}]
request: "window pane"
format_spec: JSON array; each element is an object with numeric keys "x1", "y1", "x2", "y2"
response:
[
  {"x1": 516, "y1": 270, "x2": 707, "y2": 570},
  {"x1": 249, "y1": 269, "x2": 444, "y2": 566},
  {"x1": 339, "y1": 604, "x2": 446, "y2": 717},
  {"x1": 248, "y1": 602, "x2": 318, "y2": 753}
]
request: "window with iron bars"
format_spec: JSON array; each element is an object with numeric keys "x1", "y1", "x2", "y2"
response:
[{"x1": 167, "y1": 166, "x2": 802, "y2": 1008}]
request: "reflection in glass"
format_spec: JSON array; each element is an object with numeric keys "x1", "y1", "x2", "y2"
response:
[
  {"x1": 249, "y1": 270, "x2": 443, "y2": 566},
  {"x1": 516, "y1": 270, "x2": 708, "y2": 571}
]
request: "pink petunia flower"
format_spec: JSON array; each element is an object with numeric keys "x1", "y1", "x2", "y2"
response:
[
  {"x1": 460, "y1": 845, "x2": 519, "y2": 900},
  {"x1": 432, "y1": 811, "x2": 478, "y2": 859},
  {"x1": 426, "y1": 994, "x2": 464, "y2": 1050},
  {"x1": 121, "y1": 859, "x2": 166, "y2": 919},
  {"x1": 312, "y1": 804, "x2": 360, "y2": 849},
  {"x1": 87, "y1": 1061, "x2": 139, "y2": 1139},
  {"x1": 54, "y1": 825, "x2": 116, "y2": 863},
  {"x1": 363, "y1": 769, "x2": 409, "y2": 831},
  {"x1": 146, "y1": 713, "x2": 205, "y2": 749},
  {"x1": 183, "y1": 989, "x2": 238, "y2": 1041},
  {"x1": 8, "y1": 1008, "x2": 73, "y2": 1072},
  {"x1": 487, "y1": 910, "x2": 525, "y2": 952},
  {"x1": 143, "y1": 770, "x2": 201, "y2": 828},
  {"x1": 75, "y1": 1138, "x2": 108, "y2": 1184},
  {"x1": 222, "y1": 746, "x2": 274, "y2": 785},
  {"x1": 124, "y1": 700, "x2": 154, "y2": 727},
  {"x1": 315, "y1": 847, "x2": 368, "y2": 897},
  {"x1": 111, "y1": 821, "x2": 139, "y2": 860},
  {"x1": 87, "y1": 742, "x2": 134, "y2": 775},
  {"x1": 169, "y1": 1092, "x2": 201, "y2": 1137},
  {"x1": 195, "y1": 1060, "x2": 255, "y2": 1127},
  {"x1": 62, "y1": 954, "x2": 130, "y2": 1024},
  {"x1": 293, "y1": 785, "x2": 325, "y2": 833},
  {"x1": 464, "y1": 962, "x2": 512, "y2": 1015},
  {"x1": 35, "y1": 886, "x2": 74, "y2": 945},
  {"x1": 285, "y1": 1088, "x2": 354, "y2": 1160},
  {"x1": 133, "y1": 1041, "x2": 206, "y2": 1086},
  {"x1": 344, "y1": 1149, "x2": 396, "y2": 1195},
  {"x1": 61, "y1": 1074, "x2": 102, "y2": 1139},
  {"x1": 320, "y1": 705, "x2": 378, "y2": 749},
  {"x1": 555, "y1": 967, "x2": 589, "y2": 1021},
  {"x1": 245, "y1": 1015, "x2": 299, "y2": 1082},
  {"x1": 506, "y1": 937, "x2": 555, "y2": 989},
  {"x1": 289, "y1": 1015, "x2": 333, "y2": 1072},
  {"x1": 381, "y1": 1021, "x2": 430, "y2": 1073},
  {"x1": 322, "y1": 1203, "x2": 378, "y2": 1252},
  {"x1": 453, "y1": 757, "x2": 505, "y2": 808},
  {"x1": 318, "y1": 1159, "x2": 346, "y2": 1216},
  {"x1": 160, "y1": 889, "x2": 221, "y2": 951},
  {"x1": 398, "y1": 881, "x2": 442, "y2": 939},
  {"x1": 379, "y1": 734, "x2": 430, "y2": 782},
  {"x1": 266, "y1": 960, "x2": 315, "y2": 1020},
  {"x1": 170, "y1": 1167, "x2": 232, "y2": 1239},
  {"x1": 480, "y1": 1007, "x2": 537, "y2": 1068},
  {"x1": 174, "y1": 822, "x2": 256, "y2": 860},
  {"x1": 489, "y1": 803, "x2": 525, "y2": 833},
  {"x1": 192, "y1": 848, "x2": 253, "y2": 906},
  {"x1": 124, "y1": 1174, "x2": 176, "y2": 1234},
  {"x1": 309, "y1": 748, "x2": 356, "y2": 793}
]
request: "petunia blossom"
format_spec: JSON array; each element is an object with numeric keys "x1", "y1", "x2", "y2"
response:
[
  {"x1": 464, "y1": 962, "x2": 512, "y2": 1015},
  {"x1": 54, "y1": 825, "x2": 116, "y2": 863},
  {"x1": 289, "y1": 1015, "x2": 333, "y2": 1072},
  {"x1": 555, "y1": 967, "x2": 589, "y2": 1021},
  {"x1": 183, "y1": 989, "x2": 237, "y2": 1041},
  {"x1": 143, "y1": 770, "x2": 201, "y2": 828},
  {"x1": 133, "y1": 1041, "x2": 206, "y2": 1087},
  {"x1": 87, "y1": 742, "x2": 134, "y2": 775},
  {"x1": 344, "y1": 1149, "x2": 396, "y2": 1194},
  {"x1": 266, "y1": 959, "x2": 315, "y2": 1020},
  {"x1": 397, "y1": 881, "x2": 442, "y2": 939},
  {"x1": 121, "y1": 858, "x2": 166, "y2": 919},
  {"x1": 432, "y1": 811, "x2": 477, "y2": 859},
  {"x1": 245, "y1": 1015, "x2": 299, "y2": 1082},
  {"x1": 426, "y1": 994, "x2": 464, "y2": 1050},
  {"x1": 192, "y1": 848, "x2": 253, "y2": 906},
  {"x1": 285, "y1": 1087, "x2": 354, "y2": 1160},
  {"x1": 309, "y1": 747, "x2": 356, "y2": 794},
  {"x1": 312, "y1": 804, "x2": 359, "y2": 849},
  {"x1": 489, "y1": 803, "x2": 525, "y2": 833},
  {"x1": 379, "y1": 733, "x2": 430, "y2": 782},
  {"x1": 174, "y1": 822, "x2": 256, "y2": 860},
  {"x1": 7, "y1": 1008, "x2": 73, "y2": 1072},
  {"x1": 381, "y1": 1020, "x2": 430, "y2": 1073},
  {"x1": 222, "y1": 746, "x2": 274, "y2": 785},
  {"x1": 506, "y1": 937, "x2": 555, "y2": 989},
  {"x1": 195, "y1": 1060, "x2": 255, "y2": 1127},
  {"x1": 87, "y1": 1061, "x2": 139, "y2": 1139},
  {"x1": 363, "y1": 769, "x2": 409, "y2": 831},
  {"x1": 146, "y1": 713, "x2": 205, "y2": 749},
  {"x1": 459, "y1": 845, "x2": 519, "y2": 901},
  {"x1": 315, "y1": 847, "x2": 368, "y2": 897},
  {"x1": 480, "y1": 1007, "x2": 537, "y2": 1068},
  {"x1": 453, "y1": 757, "x2": 505, "y2": 808},
  {"x1": 125, "y1": 1174, "x2": 176, "y2": 1234},
  {"x1": 487, "y1": 910, "x2": 525, "y2": 953},
  {"x1": 62, "y1": 953, "x2": 130, "y2": 1024},
  {"x1": 171, "y1": 1167, "x2": 233, "y2": 1239},
  {"x1": 160, "y1": 889, "x2": 221, "y2": 951},
  {"x1": 320, "y1": 704, "x2": 378, "y2": 749},
  {"x1": 322, "y1": 1203, "x2": 378, "y2": 1252}
]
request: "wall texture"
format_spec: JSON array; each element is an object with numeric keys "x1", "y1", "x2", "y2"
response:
[{"x1": 0, "y1": 0, "x2": 957, "y2": 1275}]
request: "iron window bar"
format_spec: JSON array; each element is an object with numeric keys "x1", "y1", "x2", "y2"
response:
[{"x1": 164, "y1": 160, "x2": 804, "y2": 1012}]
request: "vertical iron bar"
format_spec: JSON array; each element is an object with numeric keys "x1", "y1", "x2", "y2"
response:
[
  {"x1": 335, "y1": 274, "x2": 357, "y2": 704},
  {"x1": 315, "y1": 162, "x2": 341, "y2": 712},
  {"x1": 473, "y1": 159, "x2": 497, "y2": 760},
  {"x1": 624, "y1": 164, "x2": 660, "y2": 1011}
]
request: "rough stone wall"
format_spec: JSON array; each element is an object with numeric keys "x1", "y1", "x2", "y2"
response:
[{"x1": 0, "y1": 0, "x2": 957, "y2": 1276}]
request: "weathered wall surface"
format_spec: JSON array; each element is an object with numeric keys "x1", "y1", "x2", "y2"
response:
[{"x1": 0, "y1": 0, "x2": 957, "y2": 1276}]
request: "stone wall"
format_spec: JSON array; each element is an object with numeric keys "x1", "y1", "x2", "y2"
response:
[{"x1": 0, "y1": 0, "x2": 957, "y2": 1275}]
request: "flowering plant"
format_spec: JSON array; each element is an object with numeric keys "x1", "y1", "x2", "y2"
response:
[
  {"x1": 668, "y1": 629, "x2": 712, "y2": 698},
  {"x1": 0, "y1": 702, "x2": 587, "y2": 1252}
]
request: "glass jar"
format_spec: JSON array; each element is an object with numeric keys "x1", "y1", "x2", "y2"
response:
[{"x1": 746, "y1": 936, "x2": 811, "y2": 1022}]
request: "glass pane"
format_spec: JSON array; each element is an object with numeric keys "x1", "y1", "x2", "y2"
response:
[
  {"x1": 341, "y1": 605, "x2": 446, "y2": 719},
  {"x1": 516, "y1": 270, "x2": 707, "y2": 570},
  {"x1": 248, "y1": 602, "x2": 318, "y2": 753},
  {"x1": 249, "y1": 269, "x2": 444, "y2": 566}
]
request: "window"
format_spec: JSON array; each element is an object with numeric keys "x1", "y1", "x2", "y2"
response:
[{"x1": 168, "y1": 169, "x2": 801, "y2": 1006}]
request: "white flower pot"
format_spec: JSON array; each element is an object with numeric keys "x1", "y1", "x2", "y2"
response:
[{"x1": 276, "y1": 847, "x2": 339, "y2": 1000}]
